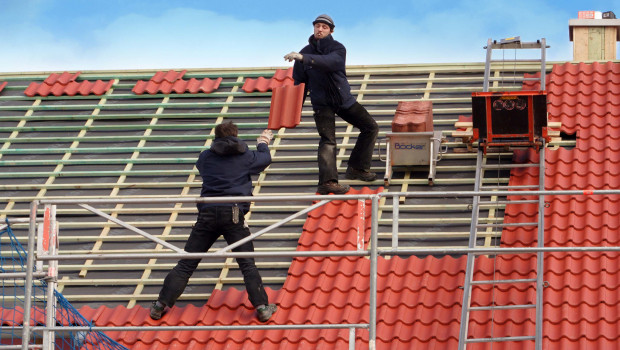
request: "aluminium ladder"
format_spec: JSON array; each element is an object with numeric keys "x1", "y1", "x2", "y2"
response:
[
  {"x1": 458, "y1": 148, "x2": 546, "y2": 349},
  {"x1": 458, "y1": 37, "x2": 548, "y2": 349},
  {"x1": 482, "y1": 37, "x2": 548, "y2": 92}
]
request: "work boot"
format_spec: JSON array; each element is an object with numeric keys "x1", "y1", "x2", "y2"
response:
[
  {"x1": 345, "y1": 167, "x2": 377, "y2": 182},
  {"x1": 317, "y1": 181, "x2": 350, "y2": 195},
  {"x1": 257, "y1": 303, "x2": 278, "y2": 322},
  {"x1": 149, "y1": 301, "x2": 166, "y2": 320}
]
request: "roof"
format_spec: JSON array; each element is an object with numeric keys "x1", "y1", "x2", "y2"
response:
[{"x1": 2, "y1": 60, "x2": 618, "y2": 348}]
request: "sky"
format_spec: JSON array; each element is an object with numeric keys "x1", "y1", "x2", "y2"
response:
[{"x1": 1, "y1": 0, "x2": 619, "y2": 72}]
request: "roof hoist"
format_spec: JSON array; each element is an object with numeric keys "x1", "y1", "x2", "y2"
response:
[
  {"x1": 458, "y1": 37, "x2": 550, "y2": 350},
  {"x1": 379, "y1": 100, "x2": 445, "y2": 186}
]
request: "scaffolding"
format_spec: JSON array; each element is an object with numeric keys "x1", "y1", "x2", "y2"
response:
[{"x1": 3, "y1": 188, "x2": 618, "y2": 349}]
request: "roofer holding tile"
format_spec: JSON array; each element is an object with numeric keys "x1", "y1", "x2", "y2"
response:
[
  {"x1": 150, "y1": 122, "x2": 277, "y2": 322},
  {"x1": 284, "y1": 14, "x2": 379, "y2": 195}
]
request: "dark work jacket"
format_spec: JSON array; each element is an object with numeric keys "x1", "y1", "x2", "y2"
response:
[
  {"x1": 292, "y1": 34, "x2": 356, "y2": 110},
  {"x1": 196, "y1": 136, "x2": 271, "y2": 213}
]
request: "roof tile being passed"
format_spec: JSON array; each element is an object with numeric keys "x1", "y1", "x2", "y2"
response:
[
  {"x1": 24, "y1": 71, "x2": 114, "y2": 97},
  {"x1": 132, "y1": 70, "x2": 222, "y2": 95},
  {"x1": 0, "y1": 81, "x2": 6, "y2": 93},
  {"x1": 267, "y1": 83, "x2": 305, "y2": 130},
  {"x1": 242, "y1": 68, "x2": 294, "y2": 92}
]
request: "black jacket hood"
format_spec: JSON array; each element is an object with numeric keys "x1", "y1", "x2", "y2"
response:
[{"x1": 210, "y1": 136, "x2": 248, "y2": 156}]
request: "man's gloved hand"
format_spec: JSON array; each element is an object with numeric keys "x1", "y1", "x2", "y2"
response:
[
  {"x1": 284, "y1": 52, "x2": 303, "y2": 62},
  {"x1": 257, "y1": 129, "x2": 273, "y2": 145}
]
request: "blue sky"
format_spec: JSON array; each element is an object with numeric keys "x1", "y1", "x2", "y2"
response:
[{"x1": 1, "y1": 0, "x2": 618, "y2": 72}]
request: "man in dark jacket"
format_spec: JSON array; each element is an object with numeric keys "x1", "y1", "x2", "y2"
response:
[
  {"x1": 284, "y1": 14, "x2": 379, "y2": 195},
  {"x1": 150, "y1": 122, "x2": 277, "y2": 322}
]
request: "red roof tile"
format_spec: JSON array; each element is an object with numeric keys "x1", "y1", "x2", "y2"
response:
[
  {"x1": 391, "y1": 100, "x2": 434, "y2": 132},
  {"x1": 150, "y1": 69, "x2": 187, "y2": 83},
  {"x1": 547, "y1": 61, "x2": 620, "y2": 135},
  {"x1": 82, "y1": 256, "x2": 470, "y2": 349},
  {"x1": 492, "y1": 62, "x2": 620, "y2": 348},
  {"x1": 87, "y1": 250, "x2": 620, "y2": 349},
  {"x1": 299, "y1": 187, "x2": 377, "y2": 251},
  {"x1": 24, "y1": 71, "x2": 114, "y2": 97},
  {"x1": 522, "y1": 72, "x2": 542, "y2": 90},
  {"x1": 0, "y1": 81, "x2": 7, "y2": 93},
  {"x1": 267, "y1": 83, "x2": 305, "y2": 130},
  {"x1": 242, "y1": 68, "x2": 294, "y2": 93},
  {"x1": 132, "y1": 70, "x2": 222, "y2": 95}
]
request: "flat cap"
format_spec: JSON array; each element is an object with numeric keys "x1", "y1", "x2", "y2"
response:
[{"x1": 312, "y1": 14, "x2": 335, "y2": 29}]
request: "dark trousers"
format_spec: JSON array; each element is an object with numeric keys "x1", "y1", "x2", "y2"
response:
[
  {"x1": 313, "y1": 102, "x2": 379, "y2": 185},
  {"x1": 158, "y1": 206, "x2": 268, "y2": 308}
]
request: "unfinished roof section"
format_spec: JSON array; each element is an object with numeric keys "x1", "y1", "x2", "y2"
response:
[
  {"x1": 61, "y1": 60, "x2": 620, "y2": 349},
  {"x1": 0, "y1": 61, "x2": 561, "y2": 310}
]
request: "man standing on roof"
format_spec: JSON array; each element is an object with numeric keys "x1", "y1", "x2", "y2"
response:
[
  {"x1": 284, "y1": 14, "x2": 379, "y2": 195},
  {"x1": 150, "y1": 122, "x2": 277, "y2": 322}
]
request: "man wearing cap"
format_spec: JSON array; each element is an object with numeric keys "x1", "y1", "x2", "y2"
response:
[{"x1": 284, "y1": 14, "x2": 378, "y2": 195}]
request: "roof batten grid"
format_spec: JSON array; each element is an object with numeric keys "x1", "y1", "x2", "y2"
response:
[
  {"x1": 0, "y1": 97, "x2": 42, "y2": 222},
  {"x1": 0, "y1": 62, "x2": 553, "y2": 311},
  {"x1": 52, "y1": 83, "x2": 115, "y2": 280},
  {"x1": 31, "y1": 83, "x2": 118, "y2": 296},
  {"x1": 72, "y1": 82, "x2": 157, "y2": 278},
  {"x1": 123, "y1": 95, "x2": 172, "y2": 308}
]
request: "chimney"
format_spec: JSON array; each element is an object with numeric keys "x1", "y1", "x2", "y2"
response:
[{"x1": 569, "y1": 11, "x2": 620, "y2": 61}]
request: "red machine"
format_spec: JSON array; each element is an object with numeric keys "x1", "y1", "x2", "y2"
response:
[{"x1": 471, "y1": 90, "x2": 548, "y2": 152}]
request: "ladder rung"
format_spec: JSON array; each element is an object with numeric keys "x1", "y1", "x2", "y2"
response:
[
  {"x1": 481, "y1": 163, "x2": 540, "y2": 169},
  {"x1": 488, "y1": 42, "x2": 544, "y2": 49},
  {"x1": 477, "y1": 222, "x2": 538, "y2": 228},
  {"x1": 490, "y1": 59, "x2": 542, "y2": 63},
  {"x1": 486, "y1": 77, "x2": 543, "y2": 82},
  {"x1": 487, "y1": 77, "x2": 528, "y2": 81},
  {"x1": 479, "y1": 200, "x2": 539, "y2": 205},
  {"x1": 471, "y1": 278, "x2": 537, "y2": 285},
  {"x1": 480, "y1": 185, "x2": 540, "y2": 190},
  {"x1": 469, "y1": 304, "x2": 535, "y2": 311},
  {"x1": 466, "y1": 335, "x2": 536, "y2": 343}
]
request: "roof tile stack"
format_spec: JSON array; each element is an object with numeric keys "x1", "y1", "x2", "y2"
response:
[
  {"x1": 24, "y1": 71, "x2": 114, "y2": 97},
  {"x1": 242, "y1": 68, "x2": 294, "y2": 93},
  {"x1": 132, "y1": 70, "x2": 222, "y2": 95},
  {"x1": 391, "y1": 100, "x2": 434, "y2": 132}
]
